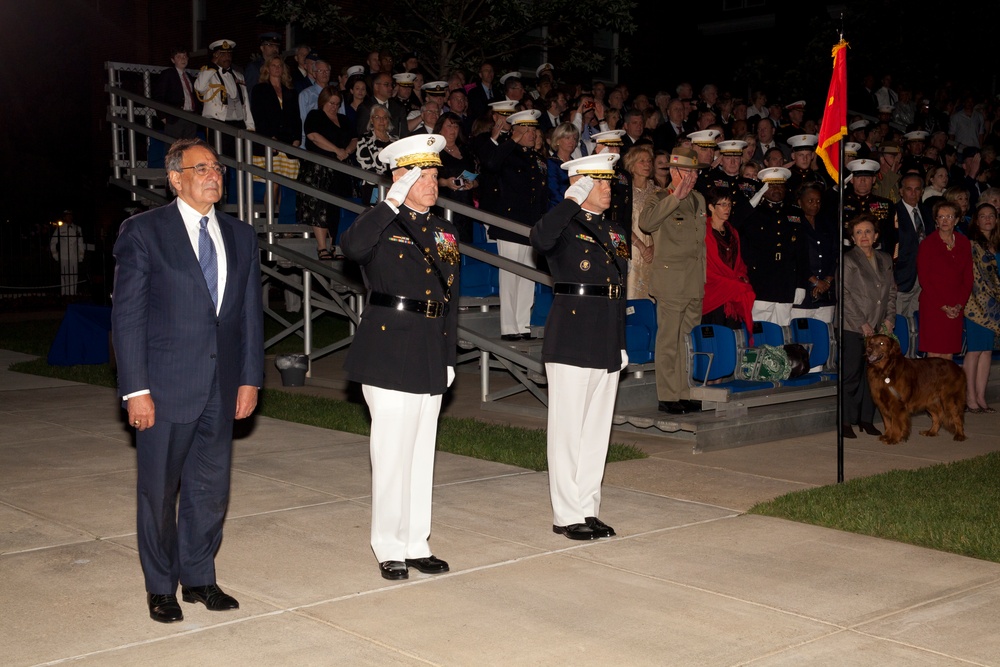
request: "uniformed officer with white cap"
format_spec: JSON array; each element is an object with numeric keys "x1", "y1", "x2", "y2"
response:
[
  {"x1": 736, "y1": 167, "x2": 811, "y2": 326},
  {"x1": 195, "y1": 40, "x2": 254, "y2": 136},
  {"x1": 340, "y1": 134, "x2": 460, "y2": 581},
  {"x1": 531, "y1": 153, "x2": 628, "y2": 540},
  {"x1": 843, "y1": 158, "x2": 893, "y2": 245},
  {"x1": 481, "y1": 109, "x2": 548, "y2": 341},
  {"x1": 785, "y1": 134, "x2": 824, "y2": 199}
]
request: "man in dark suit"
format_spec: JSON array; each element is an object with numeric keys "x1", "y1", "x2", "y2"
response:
[
  {"x1": 340, "y1": 134, "x2": 457, "y2": 581},
  {"x1": 652, "y1": 99, "x2": 689, "y2": 152},
  {"x1": 112, "y1": 139, "x2": 264, "y2": 623},
  {"x1": 751, "y1": 117, "x2": 790, "y2": 165},
  {"x1": 152, "y1": 47, "x2": 201, "y2": 139},
  {"x1": 538, "y1": 89, "x2": 567, "y2": 135},
  {"x1": 893, "y1": 173, "x2": 929, "y2": 317},
  {"x1": 356, "y1": 72, "x2": 408, "y2": 140},
  {"x1": 466, "y1": 62, "x2": 498, "y2": 125}
]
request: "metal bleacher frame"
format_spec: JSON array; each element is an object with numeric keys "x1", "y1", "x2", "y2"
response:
[{"x1": 105, "y1": 61, "x2": 577, "y2": 414}]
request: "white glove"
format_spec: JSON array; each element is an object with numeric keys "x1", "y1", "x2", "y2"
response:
[
  {"x1": 748, "y1": 182, "x2": 769, "y2": 208},
  {"x1": 565, "y1": 176, "x2": 595, "y2": 205},
  {"x1": 447, "y1": 366, "x2": 455, "y2": 387},
  {"x1": 386, "y1": 167, "x2": 422, "y2": 207}
]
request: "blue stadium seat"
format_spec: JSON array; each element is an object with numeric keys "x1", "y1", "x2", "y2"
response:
[
  {"x1": 791, "y1": 317, "x2": 834, "y2": 372},
  {"x1": 459, "y1": 243, "x2": 500, "y2": 298},
  {"x1": 749, "y1": 320, "x2": 785, "y2": 347},
  {"x1": 894, "y1": 314, "x2": 911, "y2": 357},
  {"x1": 625, "y1": 299, "x2": 656, "y2": 363},
  {"x1": 531, "y1": 283, "x2": 553, "y2": 326},
  {"x1": 689, "y1": 324, "x2": 775, "y2": 392}
]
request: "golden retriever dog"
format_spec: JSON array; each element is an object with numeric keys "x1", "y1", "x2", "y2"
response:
[{"x1": 865, "y1": 334, "x2": 966, "y2": 445}]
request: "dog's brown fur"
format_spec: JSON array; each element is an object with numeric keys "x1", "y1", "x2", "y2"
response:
[{"x1": 865, "y1": 334, "x2": 967, "y2": 445}]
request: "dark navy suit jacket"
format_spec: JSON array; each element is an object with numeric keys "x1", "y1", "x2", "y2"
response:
[
  {"x1": 112, "y1": 200, "x2": 263, "y2": 423},
  {"x1": 893, "y1": 200, "x2": 929, "y2": 293}
]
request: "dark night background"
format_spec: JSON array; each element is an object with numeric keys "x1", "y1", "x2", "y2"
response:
[{"x1": 3, "y1": 0, "x2": 997, "y2": 253}]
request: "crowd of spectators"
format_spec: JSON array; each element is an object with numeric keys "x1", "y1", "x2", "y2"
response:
[{"x1": 155, "y1": 36, "x2": 1000, "y2": 412}]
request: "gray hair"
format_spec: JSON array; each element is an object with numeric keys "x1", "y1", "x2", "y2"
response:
[{"x1": 164, "y1": 139, "x2": 216, "y2": 196}]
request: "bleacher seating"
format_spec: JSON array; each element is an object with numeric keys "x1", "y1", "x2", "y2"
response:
[
  {"x1": 791, "y1": 317, "x2": 836, "y2": 378},
  {"x1": 690, "y1": 324, "x2": 777, "y2": 392},
  {"x1": 625, "y1": 299, "x2": 657, "y2": 364},
  {"x1": 459, "y1": 243, "x2": 500, "y2": 298}
]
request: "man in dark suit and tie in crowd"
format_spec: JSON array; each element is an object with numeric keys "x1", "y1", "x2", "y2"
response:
[
  {"x1": 152, "y1": 47, "x2": 201, "y2": 140},
  {"x1": 112, "y1": 138, "x2": 264, "y2": 623},
  {"x1": 893, "y1": 172, "x2": 929, "y2": 317}
]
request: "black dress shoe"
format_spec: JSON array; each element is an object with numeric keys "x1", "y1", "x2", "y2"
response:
[
  {"x1": 841, "y1": 423, "x2": 857, "y2": 439},
  {"x1": 681, "y1": 399, "x2": 702, "y2": 412},
  {"x1": 181, "y1": 584, "x2": 239, "y2": 611},
  {"x1": 521, "y1": 333, "x2": 536, "y2": 340},
  {"x1": 658, "y1": 401, "x2": 690, "y2": 414},
  {"x1": 379, "y1": 560, "x2": 409, "y2": 580},
  {"x1": 501, "y1": 334, "x2": 522, "y2": 342},
  {"x1": 405, "y1": 556, "x2": 450, "y2": 574},
  {"x1": 858, "y1": 422, "x2": 883, "y2": 436},
  {"x1": 553, "y1": 523, "x2": 598, "y2": 540},
  {"x1": 585, "y1": 516, "x2": 616, "y2": 538},
  {"x1": 147, "y1": 593, "x2": 183, "y2": 623}
]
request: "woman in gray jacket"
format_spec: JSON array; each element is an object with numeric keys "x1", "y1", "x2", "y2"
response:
[{"x1": 839, "y1": 214, "x2": 897, "y2": 438}]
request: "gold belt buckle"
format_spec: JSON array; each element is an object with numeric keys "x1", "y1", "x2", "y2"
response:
[
  {"x1": 425, "y1": 300, "x2": 443, "y2": 318},
  {"x1": 608, "y1": 284, "x2": 622, "y2": 299}
]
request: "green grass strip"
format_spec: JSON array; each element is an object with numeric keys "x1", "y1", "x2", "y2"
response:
[
  {"x1": 256, "y1": 389, "x2": 646, "y2": 471},
  {"x1": 7, "y1": 358, "x2": 646, "y2": 472},
  {"x1": 749, "y1": 453, "x2": 1000, "y2": 563}
]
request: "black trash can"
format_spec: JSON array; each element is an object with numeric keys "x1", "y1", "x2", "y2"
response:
[{"x1": 275, "y1": 354, "x2": 309, "y2": 387}]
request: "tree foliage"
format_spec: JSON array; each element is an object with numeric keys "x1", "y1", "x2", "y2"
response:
[{"x1": 259, "y1": 0, "x2": 637, "y2": 79}]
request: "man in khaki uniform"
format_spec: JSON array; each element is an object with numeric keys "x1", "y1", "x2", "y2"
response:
[{"x1": 639, "y1": 147, "x2": 708, "y2": 415}]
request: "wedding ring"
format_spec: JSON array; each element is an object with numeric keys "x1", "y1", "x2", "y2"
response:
[{"x1": 134, "y1": 420, "x2": 140, "y2": 426}]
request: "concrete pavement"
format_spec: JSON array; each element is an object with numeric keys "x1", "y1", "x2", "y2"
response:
[{"x1": 3, "y1": 348, "x2": 1000, "y2": 666}]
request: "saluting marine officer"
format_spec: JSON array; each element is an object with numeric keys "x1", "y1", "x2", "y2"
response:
[
  {"x1": 339, "y1": 134, "x2": 460, "y2": 581},
  {"x1": 531, "y1": 153, "x2": 629, "y2": 541}
]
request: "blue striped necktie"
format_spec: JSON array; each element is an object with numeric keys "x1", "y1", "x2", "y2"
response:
[{"x1": 199, "y1": 216, "x2": 218, "y2": 309}]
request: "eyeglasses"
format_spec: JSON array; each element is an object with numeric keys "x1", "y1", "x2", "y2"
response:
[
  {"x1": 936, "y1": 214, "x2": 957, "y2": 220},
  {"x1": 180, "y1": 162, "x2": 226, "y2": 176}
]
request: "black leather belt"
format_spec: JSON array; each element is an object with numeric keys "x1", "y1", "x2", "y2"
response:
[
  {"x1": 368, "y1": 292, "x2": 445, "y2": 318},
  {"x1": 553, "y1": 282, "x2": 624, "y2": 299}
]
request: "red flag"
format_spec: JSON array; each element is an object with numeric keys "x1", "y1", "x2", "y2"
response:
[{"x1": 816, "y1": 40, "x2": 848, "y2": 182}]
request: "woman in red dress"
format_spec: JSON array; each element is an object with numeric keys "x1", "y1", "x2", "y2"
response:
[{"x1": 917, "y1": 200, "x2": 973, "y2": 359}]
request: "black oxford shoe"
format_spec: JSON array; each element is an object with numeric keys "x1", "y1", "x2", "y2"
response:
[
  {"x1": 379, "y1": 560, "x2": 409, "y2": 580},
  {"x1": 181, "y1": 584, "x2": 239, "y2": 611},
  {"x1": 658, "y1": 401, "x2": 690, "y2": 414},
  {"x1": 500, "y1": 334, "x2": 522, "y2": 342},
  {"x1": 585, "y1": 516, "x2": 616, "y2": 538},
  {"x1": 147, "y1": 593, "x2": 183, "y2": 623},
  {"x1": 553, "y1": 523, "x2": 598, "y2": 540},
  {"x1": 405, "y1": 556, "x2": 450, "y2": 574},
  {"x1": 681, "y1": 399, "x2": 702, "y2": 412}
]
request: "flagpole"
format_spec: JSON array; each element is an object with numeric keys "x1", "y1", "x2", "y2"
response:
[
  {"x1": 836, "y1": 21, "x2": 846, "y2": 484},
  {"x1": 814, "y1": 23, "x2": 849, "y2": 484}
]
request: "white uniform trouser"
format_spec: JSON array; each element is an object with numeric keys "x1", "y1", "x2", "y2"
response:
[
  {"x1": 362, "y1": 385, "x2": 441, "y2": 563},
  {"x1": 752, "y1": 300, "x2": 794, "y2": 326},
  {"x1": 545, "y1": 361, "x2": 621, "y2": 526},
  {"x1": 789, "y1": 305, "x2": 835, "y2": 324},
  {"x1": 496, "y1": 240, "x2": 536, "y2": 336}
]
